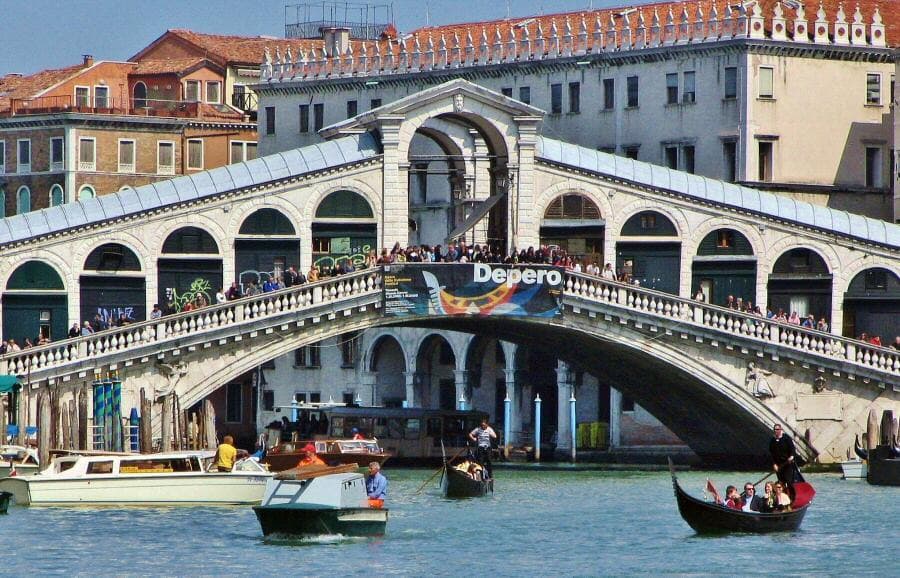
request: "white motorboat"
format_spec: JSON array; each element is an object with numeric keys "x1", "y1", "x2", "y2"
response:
[
  {"x1": 0, "y1": 451, "x2": 272, "y2": 506},
  {"x1": 840, "y1": 458, "x2": 867, "y2": 479},
  {"x1": 0, "y1": 445, "x2": 40, "y2": 478},
  {"x1": 253, "y1": 465, "x2": 388, "y2": 537}
]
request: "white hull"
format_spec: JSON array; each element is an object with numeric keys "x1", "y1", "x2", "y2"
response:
[
  {"x1": 0, "y1": 464, "x2": 40, "y2": 478},
  {"x1": 840, "y1": 459, "x2": 867, "y2": 479},
  {"x1": 0, "y1": 472, "x2": 270, "y2": 506}
]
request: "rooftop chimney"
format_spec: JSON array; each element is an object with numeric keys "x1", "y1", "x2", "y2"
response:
[{"x1": 83, "y1": 54, "x2": 94, "y2": 67}]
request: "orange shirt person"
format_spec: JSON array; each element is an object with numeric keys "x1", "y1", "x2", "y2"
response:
[{"x1": 297, "y1": 443, "x2": 326, "y2": 468}]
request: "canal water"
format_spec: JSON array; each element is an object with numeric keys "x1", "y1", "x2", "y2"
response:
[{"x1": 2, "y1": 469, "x2": 895, "y2": 576}]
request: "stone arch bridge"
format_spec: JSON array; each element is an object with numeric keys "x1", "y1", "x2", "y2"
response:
[{"x1": 2, "y1": 266, "x2": 897, "y2": 466}]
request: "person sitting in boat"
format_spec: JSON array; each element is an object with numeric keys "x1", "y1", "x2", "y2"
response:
[
  {"x1": 296, "y1": 443, "x2": 326, "y2": 468},
  {"x1": 214, "y1": 435, "x2": 238, "y2": 472},
  {"x1": 351, "y1": 427, "x2": 366, "y2": 441},
  {"x1": 760, "y1": 481, "x2": 776, "y2": 513},
  {"x1": 740, "y1": 482, "x2": 763, "y2": 513},
  {"x1": 365, "y1": 461, "x2": 388, "y2": 509},
  {"x1": 723, "y1": 486, "x2": 742, "y2": 510},
  {"x1": 772, "y1": 482, "x2": 792, "y2": 512}
]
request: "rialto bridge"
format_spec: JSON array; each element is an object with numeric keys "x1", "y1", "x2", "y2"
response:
[{"x1": 0, "y1": 80, "x2": 897, "y2": 466}]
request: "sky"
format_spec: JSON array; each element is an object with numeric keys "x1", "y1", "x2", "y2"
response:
[{"x1": 1, "y1": 0, "x2": 661, "y2": 75}]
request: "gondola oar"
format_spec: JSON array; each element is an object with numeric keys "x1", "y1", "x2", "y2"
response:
[
  {"x1": 751, "y1": 471, "x2": 775, "y2": 488},
  {"x1": 414, "y1": 444, "x2": 468, "y2": 495}
]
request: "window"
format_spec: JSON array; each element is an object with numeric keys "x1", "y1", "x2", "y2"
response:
[
  {"x1": 133, "y1": 82, "x2": 148, "y2": 108},
  {"x1": 75, "y1": 86, "x2": 90, "y2": 107},
  {"x1": 340, "y1": 331, "x2": 359, "y2": 367},
  {"x1": 346, "y1": 99, "x2": 357, "y2": 119},
  {"x1": 626, "y1": 76, "x2": 639, "y2": 107},
  {"x1": 86, "y1": 461, "x2": 114, "y2": 474},
  {"x1": 265, "y1": 106, "x2": 276, "y2": 135},
  {"x1": 866, "y1": 73, "x2": 881, "y2": 105},
  {"x1": 225, "y1": 383, "x2": 242, "y2": 423},
  {"x1": 94, "y1": 85, "x2": 109, "y2": 108},
  {"x1": 724, "y1": 67, "x2": 737, "y2": 99},
  {"x1": 118, "y1": 139, "x2": 135, "y2": 173},
  {"x1": 50, "y1": 137, "x2": 64, "y2": 171},
  {"x1": 78, "y1": 185, "x2": 95, "y2": 200},
  {"x1": 568, "y1": 81, "x2": 580, "y2": 113},
  {"x1": 683, "y1": 145, "x2": 695, "y2": 173},
  {"x1": 299, "y1": 104, "x2": 309, "y2": 133},
  {"x1": 683, "y1": 71, "x2": 696, "y2": 103},
  {"x1": 49, "y1": 184, "x2": 64, "y2": 207},
  {"x1": 666, "y1": 73, "x2": 679, "y2": 104},
  {"x1": 865, "y1": 270, "x2": 888, "y2": 291},
  {"x1": 157, "y1": 141, "x2": 175, "y2": 175},
  {"x1": 758, "y1": 66, "x2": 774, "y2": 99},
  {"x1": 664, "y1": 145, "x2": 678, "y2": 169},
  {"x1": 230, "y1": 141, "x2": 258, "y2": 164},
  {"x1": 603, "y1": 78, "x2": 615, "y2": 110},
  {"x1": 205, "y1": 81, "x2": 221, "y2": 103},
  {"x1": 518, "y1": 86, "x2": 531, "y2": 104},
  {"x1": 550, "y1": 83, "x2": 562, "y2": 114},
  {"x1": 78, "y1": 137, "x2": 95, "y2": 171},
  {"x1": 294, "y1": 343, "x2": 321, "y2": 368},
  {"x1": 16, "y1": 186, "x2": 30, "y2": 214},
  {"x1": 187, "y1": 139, "x2": 203, "y2": 170},
  {"x1": 624, "y1": 146, "x2": 639, "y2": 160},
  {"x1": 865, "y1": 146, "x2": 883, "y2": 188},
  {"x1": 0, "y1": 141, "x2": 5, "y2": 173},
  {"x1": 17, "y1": 139, "x2": 30, "y2": 173},
  {"x1": 185, "y1": 80, "x2": 201, "y2": 102},
  {"x1": 640, "y1": 213, "x2": 657, "y2": 229},
  {"x1": 716, "y1": 230, "x2": 734, "y2": 248},
  {"x1": 758, "y1": 141, "x2": 774, "y2": 181},
  {"x1": 370, "y1": 98, "x2": 382, "y2": 109},
  {"x1": 313, "y1": 103, "x2": 324, "y2": 131},
  {"x1": 501, "y1": 87, "x2": 513, "y2": 97},
  {"x1": 723, "y1": 140, "x2": 737, "y2": 182}
]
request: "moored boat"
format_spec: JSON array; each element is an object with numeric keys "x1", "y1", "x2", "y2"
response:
[
  {"x1": 840, "y1": 458, "x2": 867, "y2": 480},
  {"x1": 866, "y1": 445, "x2": 900, "y2": 486},
  {"x1": 0, "y1": 445, "x2": 40, "y2": 478},
  {"x1": 0, "y1": 451, "x2": 272, "y2": 506},
  {"x1": 253, "y1": 464, "x2": 388, "y2": 537},
  {"x1": 263, "y1": 439, "x2": 389, "y2": 472},
  {"x1": 669, "y1": 460, "x2": 813, "y2": 534},
  {"x1": 442, "y1": 458, "x2": 493, "y2": 498}
]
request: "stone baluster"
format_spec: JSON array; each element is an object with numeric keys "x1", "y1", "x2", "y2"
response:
[
  {"x1": 677, "y1": 4, "x2": 690, "y2": 43},
  {"x1": 385, "y1": 42, "x2": 395, "y2": 74},
  {"x1": 284, "y1": 46, "x2": 293, "y2": 78},
  {"x1": 438, "y1": 34, "x2": 448, "y2": 68},
  {"x1": 748, "y1": 3, "x2": 766, "y2": 39},
  {"x1": 358, "y1": 42, "x2": 368, "y2": 75},
  {"x1": 398, "y1": 39, "x2": 409, "y2": 72},
  {"x1": 770, "y1": 3, "x2": 787, "y2": 41},
  {"x1": 735, "y1": 5, "x2": 749, "y2": 38},
  {"x1": 870, "y1": 7, "x2": 886, "y2": 47},
  {"x1": 451, "y1": 32, "x2": 461, "y2": 68},
  {"x1": 650, "y1": 9, "x2": 661, "y2": 46},
  {"x1": 814, "y1": 3, "x2": 830, "y2": 44},
  {"x1": 507, "y1": 26, "x2": 518, "y2": 60},
  {"x1": 635, "y1": 10, "x2": 647, "y2": 49},
  {"x1": 411, "y1": 36, "x2": 421, "y2": 71},
  {"x1": 493, "y1": 25, "x2": 503, "y2": 62},
  {"x1": 593, "y1": 13, "x2": 604, "y2": 52},
  {"x1": 577, "y1": 15, "x2": 588, "y2": 54},
  {"x1": 372, "y1": 41, "x2": 382, "y2": 73},
  {"x1": 535, "y1": 21, "x2": 545, "y2": 59},
  {"x1": 478, "y1": 27, "x2": 489, "y2": 64},
  {"x1": 792, "y1": 4, "x2": 809, "y2": 42},
  {"x1": 465, "y1": 30, "x2": 475, "y2": 67},
  {"x1": 261, "y1": 47, "x2": 272, "y2": 80},
  {"x1": 332, "y1": 45, "x2": 343, "y2": 76},
  {"x1": 721, "y1": 6, "x2": 734, "y2": 38},
  {"x1": 549, "y1": 20, "x2": 560, "y2": 58},
  {"x1": 833, "y1": 4, "x2": 849, "y2": 45},
  {"x1": 706, "y1": 3, "x2": 719, "y2": 40},
  {"x1": 850, "y1": 5, "x2": 866, "y2": 45},
  {"x1": 520, "y1": 24, "x2": 532, "y2": 60},
  {"x1": 425, "y1": 36, "x2": 435, "y2": 71},
  {"x1": 620, "y1": 12, "x2": 632, "y2": 49},
  {"x1": 274, "y1": 47, "x2": 283, "y2": 77},
  {"x1": 663, "y1": 7, "x2": 675, "y2": 44},
  {"x1": 562, "y1": 18, "x2": 573, "y2": 57},
  {"x1": 691, "y1": 3, "x2": 704, "y2": 42},
  {"x1": 343, "y1": 43, "x2": 354, "y2": 76}
]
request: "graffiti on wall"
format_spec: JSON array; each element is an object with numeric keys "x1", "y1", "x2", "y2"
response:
[
  {"x1": 313, "y1": 243, "x2": 372, "y2": 269},
  {"x1": 165, "y1": 278, "x2": 212, "y2": 312},
  {"x1": 96, "y1": 306, "x2": 136, "y2": 326}
]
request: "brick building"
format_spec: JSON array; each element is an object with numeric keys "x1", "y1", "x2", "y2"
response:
[{"x1": 0, "y1": 55, "x2": 256, "y2": 215}]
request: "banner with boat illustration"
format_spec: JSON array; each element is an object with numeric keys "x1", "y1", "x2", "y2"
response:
[{"x1": 383, "y1": 264, "x2": 564, "y2": 317}]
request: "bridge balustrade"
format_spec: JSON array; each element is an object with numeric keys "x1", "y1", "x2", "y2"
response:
[
  {"x1": 0, "y1": 270, "x2": 382, "y2": 377},
  {"x1": 564, "y1": 272, "x2": 900, "y2": 377}
]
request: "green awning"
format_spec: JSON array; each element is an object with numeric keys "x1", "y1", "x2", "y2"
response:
[{"x1": 0, "y1": 375, "x2": 21, "y2": 393}]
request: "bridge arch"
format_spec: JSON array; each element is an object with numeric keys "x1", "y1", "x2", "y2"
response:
[
  {"x1": 366, "y1": 333, "x2": 409, "y2": 407},
  {"x1": 415, "y1": 333, "x2": 460, "y2": 410}
]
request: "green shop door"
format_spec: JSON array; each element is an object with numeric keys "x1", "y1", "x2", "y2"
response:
[
  {"x1": 2, "y1": 294, "x2": 67, "y2": 345},
  {"x1": 615, "y1": 242, "x2": 681, "y2": 295}
]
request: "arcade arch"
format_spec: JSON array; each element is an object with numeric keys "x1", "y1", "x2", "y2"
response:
[
  {"x1": 539, "y1": 192, "x2": 605, "y2": 266},
  {"x1": 235, "y1": 207, "x2": 300, "y2": 291},
  {"x1": 415, "y1": 334, "x2": 458, "y2": 410},
  {"x1": 80, "y1": 243, "x2": 146, "y2": 326},
  {"x1": 841, "y1": 267, "x2": 900, "y2": 341},
  {"x1": 158, "y1": 226, "x2": 222, "y2": 312},
  {"x1": 367, "y1": 334, "x2": 408, "y2": 407},
  {"x1": 2, "y1": 260, "x2": 67, "y2": 344},
  {"x1": 311, "y1": 189, "x2": 376, "y2": 273},
  {"x1": 767, "y1": 248, "x2": 833, "y2": 323},
  {"x1": 691, "y1": 228, "x2": 757, "y2": 307},
  {"x1": 616, "y1": 210, "x2": 681, "y2": 294}
]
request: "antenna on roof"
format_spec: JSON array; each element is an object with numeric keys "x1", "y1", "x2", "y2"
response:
[{"x1": 506, "y1": 0, "x2": 510, "y2": 20}]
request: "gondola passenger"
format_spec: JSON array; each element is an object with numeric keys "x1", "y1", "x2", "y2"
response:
[{"x1": 772, "y1": 482, "x2": 792, "y2": 512}]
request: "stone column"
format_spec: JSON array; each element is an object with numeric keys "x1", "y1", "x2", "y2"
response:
[
  {"x1": 503, "y1": 367, "x2": 521, "y2": 444},
  {"x1": 555, "y1": 360, "x2": 572, "y2": 452},
  {"x1": 453, "y1": 369, "x2": 468, "y2": 410},
  {"x1": 359, "y1": 370, "x2": 377, "y2": 406},
  {"x1": 512, "y1": 116, "x2": 541, "y2": 251},
  {"x1": 609, "y1": 387, "x2": 622, "y2": 448},
  {"x1": 402, "y1": 371, "x2": 417, "y2": 408},
  {"x1": 379, "y1": 117, "x2": 408, "y2": 249}
]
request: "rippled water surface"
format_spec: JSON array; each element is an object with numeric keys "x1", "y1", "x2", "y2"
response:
[{"x1": 1, "y1": 469, "x2": 895, "y2": 576}]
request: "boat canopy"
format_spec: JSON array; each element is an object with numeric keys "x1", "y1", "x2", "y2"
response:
[{"x1": 0, "y1": 375, "x2": 21, "y2": 393}]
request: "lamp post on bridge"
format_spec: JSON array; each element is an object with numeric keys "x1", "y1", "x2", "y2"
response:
[
  {"x1": 569, "y1": 391, "x2": 577, "y2": 463},
  {"x1": 503, "y1": 391, "x2": 511, "y2": 459},
  {"x1": 457, "y1": 393, "x2": 467, "y2": 411},
  {"x1": 534, "y1": 394, "x2": 542, "y2": 462}
]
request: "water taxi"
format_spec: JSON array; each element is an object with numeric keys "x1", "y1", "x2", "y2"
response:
[
  {"x1": 0, "y1": 451, "x2": 272, "y2": 506},
  {"x1": 263, "y1": 439, "x2": 389, "y2": 471}
]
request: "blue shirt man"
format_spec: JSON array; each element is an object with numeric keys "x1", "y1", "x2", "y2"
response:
[{"x1": 366, "y1": 462, "x2": 387, "y2": 503}]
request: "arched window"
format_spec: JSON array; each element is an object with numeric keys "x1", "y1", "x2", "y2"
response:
[
  {"x1": 772, "y1": 248, "x2": 830, "y2": 276},
  {"x1": 239, "y1": 208, "x2": 296, "y2": 235},
  {"x1": 49, "y1": 184, "x2": 65, "y2": 207},
  {"x1": 16, "y1": 186, "x2": 31, "y2": 214},
  {"x1": 78, "y1": 185, "x2": 96, "y2": 200},
  {"x1": 315, "y1": 190, "x2": 374, "y2": 219},
  {"x1": 84, "y1": 243, "x2": 142, "y2": 272},
  {"x1": 6, "y1": 260, "x2": 64, "y2": 290},
  {"x1": 133, "y1": 82, "x2": 147, "y2": 109},
  {"x1": 697, "y1": 229, "x2": 754, "y2": 256},
  {"x1": 162, "y1": 226, "x2": 219, "y2": 254},
  {"x1": 544, "y1": 193, "x2": 601, "y2": 220},
  {"x1": 621, "y1": 210, "x2": 677, "y2": 236}
]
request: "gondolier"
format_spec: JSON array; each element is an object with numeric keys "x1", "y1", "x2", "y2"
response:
[
  {"x1": 769, "y1": 424, "x2": 804, "y2": 485},
  {"x1": 468, "y1": 419, "x2": 497, "y2": 478}
]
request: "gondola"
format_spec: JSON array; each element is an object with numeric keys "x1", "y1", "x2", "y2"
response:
[
  {"x1": 0, "y1": 490, "x2": 12, "y2": 514},
  {"x1": 854, "y1": 434, "x2": 868, "y2": 460},
  {"x1": 668, "y1": 459, "x2": 813, "y2": 534},
  {"x1": 441, "y1": 457, "x2": 493, "y2": 498}
]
